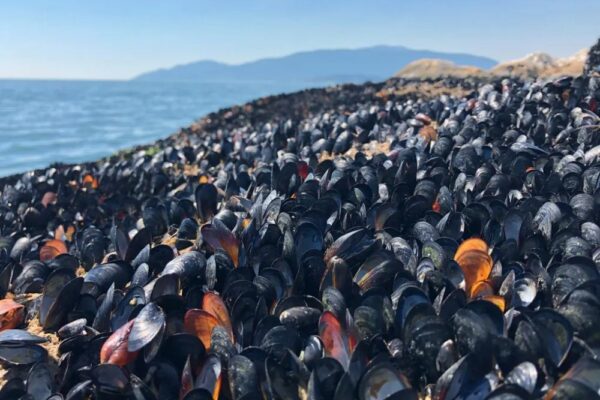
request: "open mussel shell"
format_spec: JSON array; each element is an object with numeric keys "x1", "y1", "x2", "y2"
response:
[
  {"x1": 265, "y1": 349, "x2": 309, "y2": 399},
  {"x1": 295, "y1": 221, "x2": 325, "y2": 264}
]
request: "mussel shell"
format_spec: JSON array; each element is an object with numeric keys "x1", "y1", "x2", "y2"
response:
[
  {"x1": 295, "y1": 222, "x2": 325, "y2": 262},
  {"x1": 161, "y1": 333, "x2": 205, "y2": 369},
  {"x1": 308, "y1": 357, "x2": 344, "y2": 400},
  {"x1": 0, "y1": 377, "x2": 26, "y2": 400},
  {"x1": 128, "y1": 302, "x2": 165, "y2": 352},
  {"x1": 228, "y1": 354, "x2": 258, "y2": 400},
  {"x1": 57, "y1": 318, "x2": 88, "y2": 339},
  {"x1": 357, "y1": 361, "x2": 417, "y2": 400},
  {"x1": 43, "y1": 276, "x2": 83, "y2": 331},
  {"x1": 0, "y1": 344, "x2": 47, "y2": 366},
  {"x1": 546, "y1": 357, "x2": 600, "y2": 399},
  {"x1": 91, "y1": 363, "x2": 131, "y2": 395},
  {"x1": 65, "y1": 380, "x2": 94, "y2": 399},
  {"x1": 261, "y1": 324, "x2": 302, "y2": 356},
  {"x1": 195, "y1": 183, "x2": 219, "y2": 221},
  {"x1": 111, "y1": 286, "x2": 146, "y2": 331},
  {"x1": 99, "y1": 320, "x2": 138, "y2": 366},
  {"x1": 195, "y1": 354, "x2": 222, "y2": 398},
  {"x1": 551, "y1": 260, "x2": 599, "y2": 306},
  {"x1": 125, "y1": 228, "x2": 152, "y2": 263},
  {"x1": 92, "y1": 283, "x2": 116, "y2": 332},
  {"x1": 26, "y1": 362, "x2": 53, "y2": 400},
  {"x1": 0, "y1": 330, "x2": 47, "y2": 345},
  {"x1": 279, "y1": 306, "x2": 321, "y2": 333},
  {"x1": 39, "y1": 268, "x2": 75, "y2": 326},
  {"x1": 83, "y1": 261, "x2": 132, "y2": 294},
  {"x1": 12, "y1": 260, "x2": 50, "y2": 294},
  {"x1": 353, "y1": 306, "x2": 384, "y2": 340},
  {"x1": 131, "y1": 263, "x2": 150, "y2": 287},
  {"x1": 161, "y1": 251, "x2": 206, "y2": 286},
  {"x1": 505, "y1": 361, "x2": 538, "y2": 395}
]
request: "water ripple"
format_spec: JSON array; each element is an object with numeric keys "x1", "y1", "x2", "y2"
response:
[{"x1": 0, "y1": 79, "x2": 324, "y2": 176}]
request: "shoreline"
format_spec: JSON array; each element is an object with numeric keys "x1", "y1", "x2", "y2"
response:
[{"x1": 0, "y1": 77, "x2": 484, "y2": 187}]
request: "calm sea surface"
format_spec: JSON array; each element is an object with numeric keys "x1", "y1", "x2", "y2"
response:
[{"x1": 0, "y1": 79, "x2": 327, "y2": 177}]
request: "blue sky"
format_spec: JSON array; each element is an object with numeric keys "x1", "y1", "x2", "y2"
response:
[{"x1": 1, "y1": 1, "x2": 598, "y2": 80}]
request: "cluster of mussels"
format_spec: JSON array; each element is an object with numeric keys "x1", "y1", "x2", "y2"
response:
[{"x1": 1, "y1": 43, "x2": 600, "y2": 400}]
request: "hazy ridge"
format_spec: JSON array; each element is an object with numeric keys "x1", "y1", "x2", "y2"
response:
[{"x1": 134, "y1": 45, "x2": 497, "y2": 83}]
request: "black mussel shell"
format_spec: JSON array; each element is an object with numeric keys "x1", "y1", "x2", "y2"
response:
[
  {"x1": 0, "y1": 344, "x2": 47, "y2": 366},
  {"x1": 128, "y1": 302, "x2": 165, "y2": 352}
]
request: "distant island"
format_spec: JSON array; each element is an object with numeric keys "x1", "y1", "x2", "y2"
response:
[{"x1": 133, "y1": 45, "x2": 497, "y2": 83}]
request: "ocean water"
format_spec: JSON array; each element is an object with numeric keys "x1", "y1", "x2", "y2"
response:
[{"x1": 0, "y1": 79, "x2": 327, "y2": 177}]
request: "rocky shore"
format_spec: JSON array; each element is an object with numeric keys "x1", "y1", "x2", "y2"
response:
[{"x1": 0, "y1": 39, "x2": 599, "y2": 399}]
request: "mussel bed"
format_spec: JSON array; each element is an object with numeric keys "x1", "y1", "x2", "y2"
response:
[{"x1": 0, "y1": 40, "x2": 600, "y2": 400}]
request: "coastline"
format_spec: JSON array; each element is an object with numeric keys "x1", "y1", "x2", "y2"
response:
[{"x1": 0, "y1": 77, "x2": 483, "y2": 187}]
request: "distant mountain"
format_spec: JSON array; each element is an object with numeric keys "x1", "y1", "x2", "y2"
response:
[{"x1": 133, "y1": 46, "x2": 497, "y2": 83}]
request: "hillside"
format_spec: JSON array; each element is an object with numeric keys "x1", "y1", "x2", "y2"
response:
[
  {"x1": 395, "y1": 49, "x2": 588, "y2": 79},
  {"x1": 394, "y1": 59, "x2": 486, "y2": 79}
]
